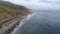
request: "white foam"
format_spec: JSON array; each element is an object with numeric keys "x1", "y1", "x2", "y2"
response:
[
  {"x1": 11, "y1": 19, "x2": 26, "y2": 34},
  {"x1": 11, "y1": 13, "x2": 35, "y2": 34},
  {"x1": 26, "y1": 13, "x2": 35, "y2": 20}
]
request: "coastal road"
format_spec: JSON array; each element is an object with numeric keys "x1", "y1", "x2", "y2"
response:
[
  {"x1": 0, "y1": 14, "x2": 23, "y2": 26},
  {"x1": 0, "y1": 14, "x2": 26, "y2": 34}
]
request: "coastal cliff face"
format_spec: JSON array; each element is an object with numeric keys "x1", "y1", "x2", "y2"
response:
[
  {"x1": 0, "y1": 1, "x2": 30, "y2": 34},
  {"x1": 0, "y1": 1, "x2": 30, "y2": 21}
]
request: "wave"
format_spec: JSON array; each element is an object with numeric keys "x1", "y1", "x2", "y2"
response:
[
  {"x1": 11, "y1": 13, "x2": 35, "y2": 34},
  {"x1": 26, "y1": 13, "x2": 35, "y2": 20}
]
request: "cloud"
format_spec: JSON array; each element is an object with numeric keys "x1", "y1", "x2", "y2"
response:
[
  {"x1": 3, "y1": 0, "x2": 60, "y2": 10},
  {"x1": 40, "y1": 0, "x2": 60, "y2": 4}
]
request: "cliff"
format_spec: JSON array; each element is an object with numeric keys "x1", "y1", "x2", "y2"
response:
[
  {"x1": 0, "y1": 1, "x2": 30, "y2": 21},
  {"x1": 0, "y1": 1, "x2": 31, "y2": 34}
]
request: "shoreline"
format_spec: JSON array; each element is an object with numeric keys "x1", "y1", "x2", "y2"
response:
[
  {"x1": 11, "y1": 13, "x2": 33, "y2": 34},
  {"x1": 5, "y1": 14, "x2": 29, "y2": 34},
  {"x1": 0, "y1": 13, "x2": 30, "y2": 34},
  {"x1": 10, "y1": 15, "x2": 28, "y2": 34}
]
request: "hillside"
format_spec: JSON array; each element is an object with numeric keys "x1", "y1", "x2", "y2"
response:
[{"x1": 0, "y1": 1, "x2": 30, "y2": 21}]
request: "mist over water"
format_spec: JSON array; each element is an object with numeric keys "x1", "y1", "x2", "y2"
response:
[{"x1": 11, "y1": 9, "x2": 60, "y2": 34}]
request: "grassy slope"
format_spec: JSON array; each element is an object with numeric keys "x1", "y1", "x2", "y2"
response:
[{"x1": 0, "y1": 1, "x2": 29, "y2": 21}]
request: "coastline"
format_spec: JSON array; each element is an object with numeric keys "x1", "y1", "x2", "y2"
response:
[
  {"x1": 0, "y1": 1, "x2": 32, "y2": 34},
  {"x1": 5, "y1": 14, "x2": 29, "y2": 34},
  {"x1": 0, "y1": 13, "x2": 31, "y2": 34},
  {"x1": 11, "y1": 13, "x2": 33, "y2": 34}
]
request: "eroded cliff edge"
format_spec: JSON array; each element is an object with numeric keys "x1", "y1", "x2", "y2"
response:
[{"x1": 0, "y1": 1, "x2": 31, "y2": 34}]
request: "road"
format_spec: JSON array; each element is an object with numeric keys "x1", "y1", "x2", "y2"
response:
[{"x1": 0, "y1": 14, "x2": 26, "y2": 34}]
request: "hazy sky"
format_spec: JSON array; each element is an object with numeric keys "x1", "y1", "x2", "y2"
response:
[{"x1": 3, "y1": 0, "x2": 60, "y2": 10}]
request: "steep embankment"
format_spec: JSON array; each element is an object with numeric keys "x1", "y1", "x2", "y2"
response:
[
  {"x1": 0, "y1": 1, "x2": 31, "y2": 34},
  {"x1": 0, "y1": 1, "x2": 30, "y2": 21}
]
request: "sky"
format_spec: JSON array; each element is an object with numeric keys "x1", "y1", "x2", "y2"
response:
[{"x1": 3, "y1": 0, "x2": 60, "y2": 10}]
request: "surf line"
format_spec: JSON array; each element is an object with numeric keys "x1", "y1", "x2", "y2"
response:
[{"x1": 11, "y1": 13, "x2": 35, "y2": 34}]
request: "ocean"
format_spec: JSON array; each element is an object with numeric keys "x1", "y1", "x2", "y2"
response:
[{"x1": 11, "y1": 10, "x2": 60, "y2": 34}]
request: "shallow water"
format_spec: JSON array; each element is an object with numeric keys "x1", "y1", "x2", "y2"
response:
[{"x1": 11, "y1": 10, "x2": 60, "y2": 34}]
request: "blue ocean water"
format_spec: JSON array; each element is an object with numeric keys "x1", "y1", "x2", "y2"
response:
[{"x1": 11, "y1": 10, "x2": 60, "y2": 34}]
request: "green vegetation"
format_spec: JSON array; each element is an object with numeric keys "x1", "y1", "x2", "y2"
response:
[{"x1": 0, "y1": 1, "x2": 29, "y2": 20}]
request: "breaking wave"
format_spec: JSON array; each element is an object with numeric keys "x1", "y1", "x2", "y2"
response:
[{"x1": 11, "y1": 13, "x2": 35, "y2": 34}]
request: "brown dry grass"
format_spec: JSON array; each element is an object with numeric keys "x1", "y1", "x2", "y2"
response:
[{"x1": 0, "y1": 12, "x2": 11, "y2": 21}]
